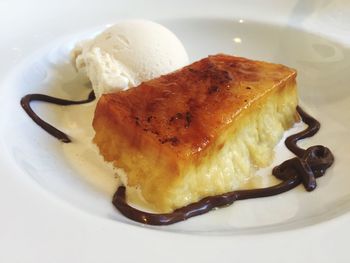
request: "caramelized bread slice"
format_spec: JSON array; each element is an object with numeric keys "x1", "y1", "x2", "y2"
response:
[{"x1": 93, "y1": 54, "x2": 298, "y2": 212}]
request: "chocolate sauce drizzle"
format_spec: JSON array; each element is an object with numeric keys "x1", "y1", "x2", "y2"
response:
[
  {"x1": 19, "y1": 93, "x2": 334, "y2": 226},
  {"x1": 112, "y1": 106, "x2": 334, "y2": 225},
  {"x1": 20, "y1": 91, "x2": 95, "y2": 143}
]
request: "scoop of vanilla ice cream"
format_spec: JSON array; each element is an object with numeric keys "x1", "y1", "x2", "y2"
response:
[{"x1": 71, "y1": 20, "x2": 189, "y2": 97}]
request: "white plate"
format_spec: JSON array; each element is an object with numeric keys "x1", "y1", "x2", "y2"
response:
[{"x1": 0, "y1": 0, "x2": 350, "y2": 262}]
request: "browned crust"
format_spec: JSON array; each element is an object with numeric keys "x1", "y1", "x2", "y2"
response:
[{"x1": 94, "y1": 54, "x2": 296, "y2": 159}]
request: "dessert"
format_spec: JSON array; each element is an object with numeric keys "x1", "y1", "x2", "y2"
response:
[
  {"x1": 20, "y1": 21, "x2": 334, "y2": 225},
  {"x1": 93, "y1": 54, "x2": 299, "y2": 213},
  {"x1": 71, "y1": 20, "x2": 189, "y2": 98}
]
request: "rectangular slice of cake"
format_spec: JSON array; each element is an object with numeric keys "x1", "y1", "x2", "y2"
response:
[{"x1": 93, "y1": 54, "x2": 298, "y2": 213}]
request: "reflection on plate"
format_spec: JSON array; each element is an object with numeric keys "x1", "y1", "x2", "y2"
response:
[{"x1": 2, "y1": 18, "x2": 350, "y2": 235}]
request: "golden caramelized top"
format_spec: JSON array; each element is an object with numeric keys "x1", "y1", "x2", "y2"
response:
[{"x1": 94, "y1": 54, "x2": 296, "y2": 159}]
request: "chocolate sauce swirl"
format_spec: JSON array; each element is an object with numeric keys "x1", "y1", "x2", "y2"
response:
[
  {"x1": 20, "y1": 91, "x2": 95, "y2": 142},
  {"x1": 112, "y1": 106, "x2": 334, "y2": 225},
  {"x1": 19, "y1": 92, "x2": 334, "y2": 226}
]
